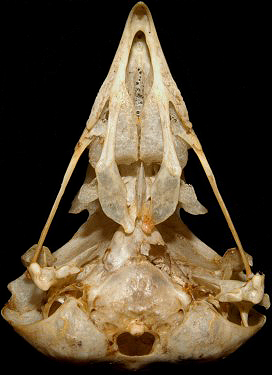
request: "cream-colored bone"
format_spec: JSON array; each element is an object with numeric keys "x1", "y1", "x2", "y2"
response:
[
  {"x1": 95, "y1": 93, "x2": 134, "y2": 234},
  {"x1": 151, "y1": 96, "x2": 182, "y2": 224},
  {"x1": 3, "y1": 2, "x2": 269, "y2": 369},
  {"x1": 30, "y1": 0, "x2": 251, "y2": 279},
  {"x1": 179, "y1": 180, "x2": 208, "y2": 215},
  {"x1": 28, "y1": 262, "x2": 80, "y2": 291},
  {"x1": 136, "y1": 162, "x2": 146, "y2": 215},
  {"x1": 218, "y1": 274, "x2": 265, "y2": 305}
]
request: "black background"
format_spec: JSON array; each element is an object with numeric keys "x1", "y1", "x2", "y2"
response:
[{"x1": 0, "y1": 0, "x2": 270, "y2": 373}]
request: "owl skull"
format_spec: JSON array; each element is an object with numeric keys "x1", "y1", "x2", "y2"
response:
[{"x1": 2, "y1": 2, "x2": 269, "y2": 369}]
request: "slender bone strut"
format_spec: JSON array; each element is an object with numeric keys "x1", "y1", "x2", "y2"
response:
[
  {"x1": 31, "y1": 2, "x2": 251, "y2": 275},
  {"x1": 3, "y1": 2, "x2": 269, "y2": 369}
]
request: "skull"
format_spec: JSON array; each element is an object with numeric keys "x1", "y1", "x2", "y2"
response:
[{"x1": 2, "y1": 2, "x2": 269, "y2": 369}]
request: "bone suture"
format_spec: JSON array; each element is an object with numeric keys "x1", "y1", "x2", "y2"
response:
[{"x1": 2, "y1": 2, "x2": 269, "y2": 369}]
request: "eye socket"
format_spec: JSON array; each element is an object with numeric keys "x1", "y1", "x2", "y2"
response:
[{"x1": 116, "y1": 332, "x2": 155, "y2": 356}]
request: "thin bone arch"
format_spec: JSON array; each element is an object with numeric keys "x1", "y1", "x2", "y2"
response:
[
  {"x1": 31, "y1": 1, "x2": 251, "y2": 278},
  {"x1": 2, "y1": 2, "x2": 269, "y2": 368}
]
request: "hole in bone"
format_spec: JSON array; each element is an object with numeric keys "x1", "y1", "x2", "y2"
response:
[
  {"x1": 66, "y1": 289, "x2": 83, "y2": 299},
  {"x1": 47, "y1": 288, "x2": 83, "y2": 317},
  {"x1": 219, "y1": 302, "x2": 265, "y2": 328},
  {"x1": 117, "y1": 332, "x2": 155, "y2": 356},
  {"x1": 47, "y1": 150, "x2": 90, "y2": 249},
  {"x1": 152, "y1": 163, "x2": 160, "y2": 175},
  {"x1": 48, "y1": 300, "x2": 63, "y2": 317},
  {"x1": 133, "y1": 4, "x2": 147, "y2": 19},
  {"x1": 248, "y1": 305, "x2": 267, "y2": 326},
  {"x1": 180, "y1": 150, "x2": 233, "y2": 253},
  {"x1": 149, "y1": 244, "x2": 166, "y2": 258},
  {"x1": 218, "y1": 303, "x2": 244, "y2": 326},
  {"x1": 125, "y1": 31, "x2": 153, "y2": 116},
  {"x1": 191, "y1": 286, "x2": 213, "y2": 300}
]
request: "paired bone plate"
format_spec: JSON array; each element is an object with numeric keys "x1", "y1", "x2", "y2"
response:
[{"x1": 2, "y1": 2, "x2": 269, "y2": 369}]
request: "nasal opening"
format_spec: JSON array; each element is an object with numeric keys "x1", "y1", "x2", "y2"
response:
[
  {"x1": 117, "y1": 332, "x2": 155, "y2": 356},
  {"x1": 131, "y1": 2, "x2": 148, "y2": 20}
]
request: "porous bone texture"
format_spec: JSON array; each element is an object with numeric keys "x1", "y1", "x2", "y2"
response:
[{"x1": 2, "y1": 2, "x2": 269, "y2": 369}]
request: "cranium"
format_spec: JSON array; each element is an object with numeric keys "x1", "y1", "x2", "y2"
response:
[{"x1": 2, "y1": 1, "x2": 270, "y2": 369}]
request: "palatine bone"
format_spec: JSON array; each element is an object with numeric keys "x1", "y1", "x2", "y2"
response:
[{"x1": 2, "y1": 2, "x2": 270, "y2": 369}]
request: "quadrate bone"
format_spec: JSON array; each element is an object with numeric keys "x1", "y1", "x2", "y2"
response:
[{"x1": 2, "y1": 2, "x2": 269, "y2": 369}]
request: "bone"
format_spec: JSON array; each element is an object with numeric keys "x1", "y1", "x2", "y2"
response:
[
  {"x1": 2, "y1": 1, "x2": 269, "y2": 369},
  {"x1": 28, "y1": 262, "x2": 81, "y2": 291},
  {"x1": 136, "y1": 162, "x2": 146, "y2": 216},
  {"x1": 150, "y1": 94, "x2": 181, "y2": 224},
  {"x1": 179, "y1": 180, "x2": 208, "y2": 215},
  {"x1": 96, "y1": 95, "x2": 134, "y2": 233}
]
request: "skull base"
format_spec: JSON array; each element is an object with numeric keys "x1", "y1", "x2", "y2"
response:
[
  {"x1": 2, "y1": 2, "x2": 269, "y2": 368},
  {"x1": 2, "y1": 212, "x2": 267, "y2": 369}
]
